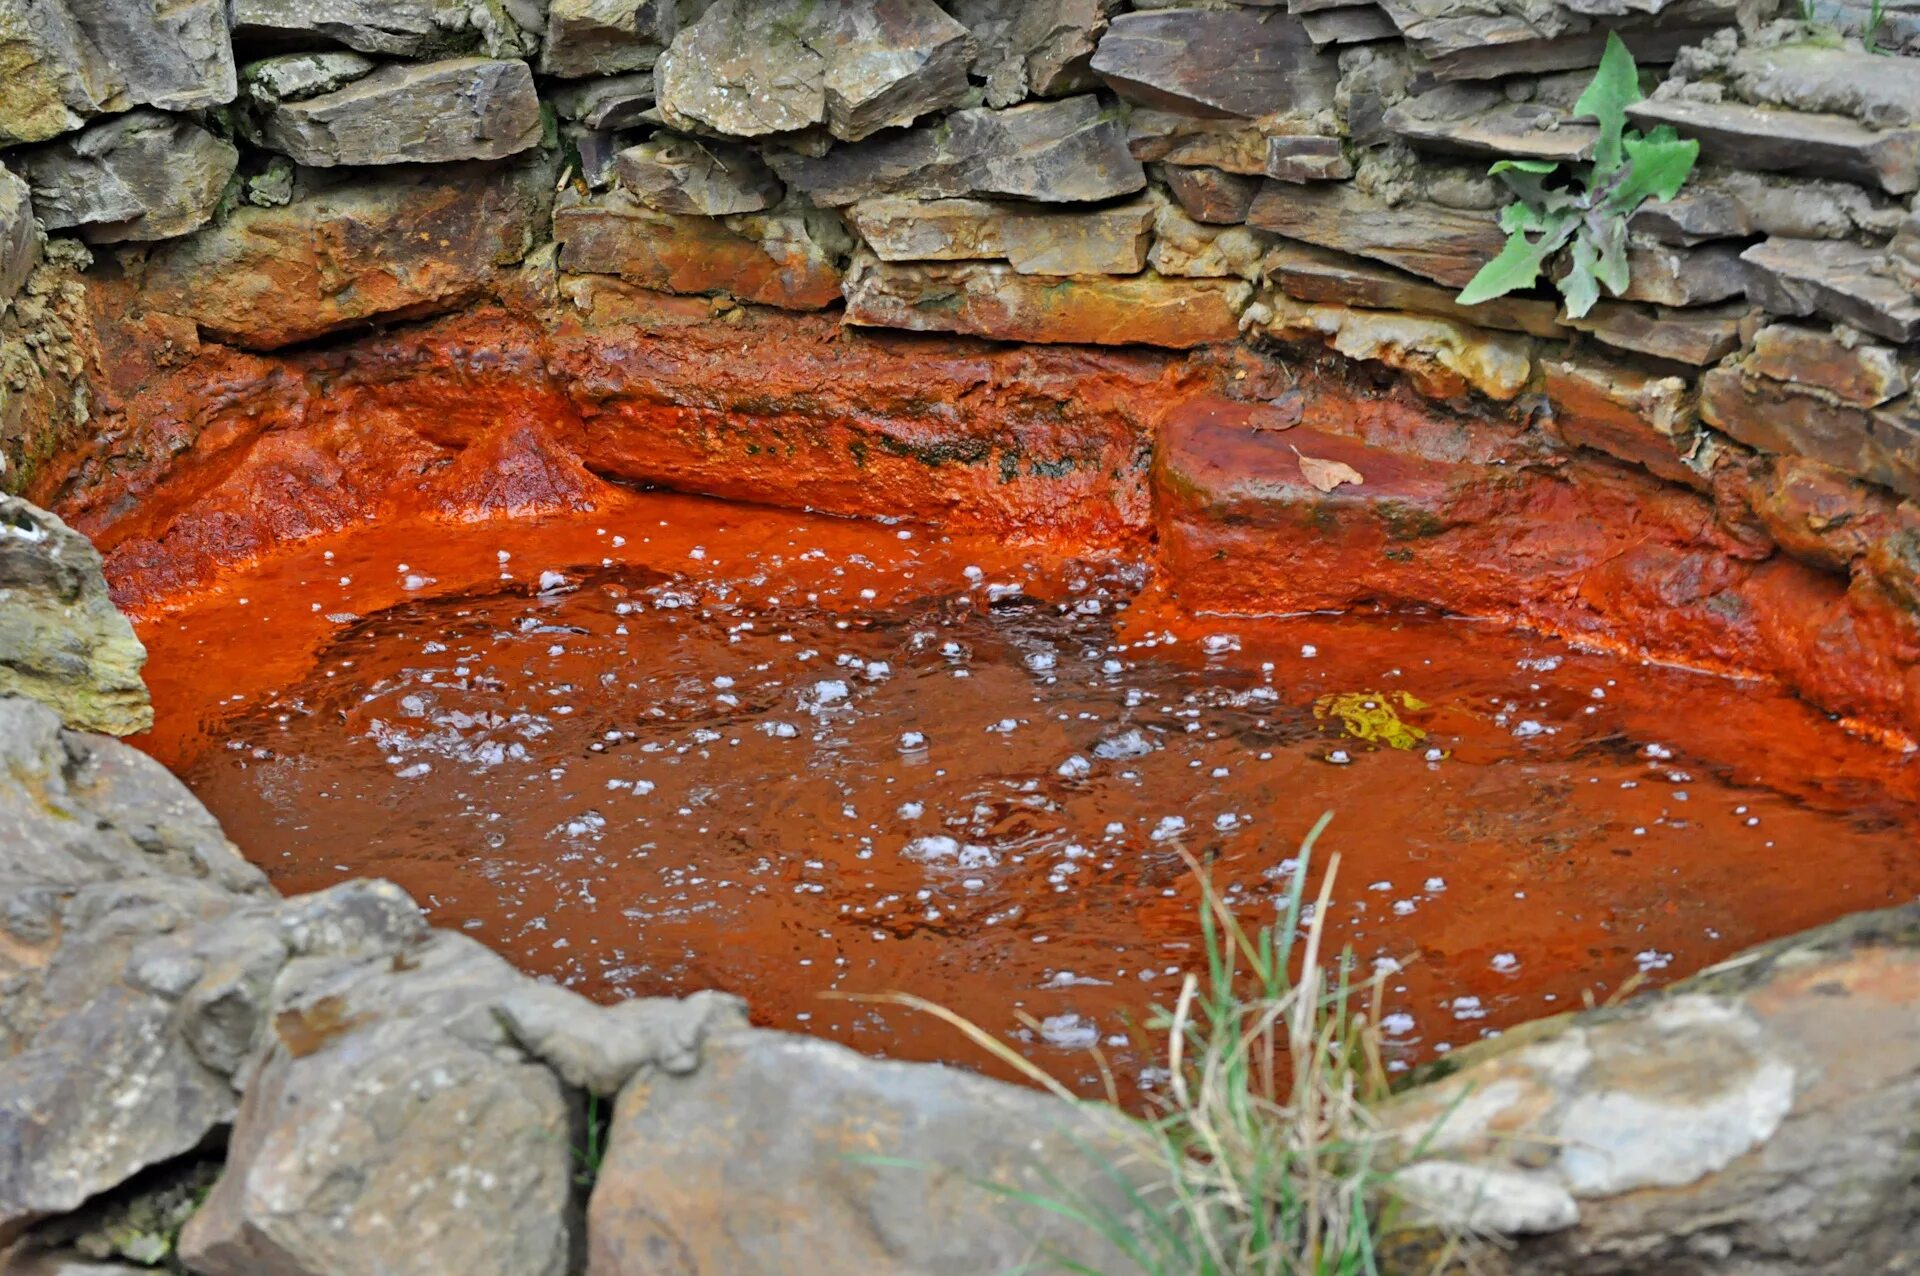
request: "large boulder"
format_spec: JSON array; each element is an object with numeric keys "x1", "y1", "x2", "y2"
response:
[
  {"x1": 14, "y1": 110, "x2": 236, "y2": 244},
  {"x1": 769, "y1": 93, "x2": 1145, "y2": 206},
  {"x1": 1090, "y1": 8, "x2": 1338, "y2": 119},
  {"x1": 179, "y1": 930, "x2": 577, "y2": 1276},
  {"x1": 0, "y1": 0, "x2": 118, "y2": 145},
  {"x1": 656, "y1": 0, "x2": 974, "y2": 143},
  {"x1": 0, "y1": 498, "x2": 149, "y2": 736},
  {"x1": 0, "y1": 0, "x2": 232, "y2": 145},
  {"x1": 136, "y1": 159, "x2": 553, "y2": 350},
  {"x1": 262, "y1": 58, "x2": 543, "y2": 167},
  {"x1": 842, "y1": 253, "x2": 1248, "y2": 348},
  {"x1": 587, "y1": 1029, "x2": 1152, "y2": 1275},
  {"x1": 1389, "y1": 904, "x2": 1920, "y2": 1273}
]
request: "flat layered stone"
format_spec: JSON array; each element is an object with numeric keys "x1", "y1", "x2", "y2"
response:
[
  {"x1": 1741, "y1": 237, "x2": 1920, "y2": 344},
  {"x1": 1247, "y1": 180, "x2": 1504, "y2": 288},
  {"x1": 656, "y1": 0, "x2": 973, "y2": 143},
  {"x1": 1253, "y1": 292, "x2": 1534, "y2": 400},
  {"x1": 229, "y1": 0, "x2": 536, "y2": 58},
  {"x1": 554, "y1": 190, "x2": 843, "y2": 310},
  {"x1": 1626, "y1": 98, "x2": 1920, "y2": 195},
  {"x1": 842, "y1": 253, "x2": 1248, "y2": 347},
  {"x1": 1089, "y1": 9, "x2": 1337, "y2": 118},
  {"x1": 947, "y1": 0, "x2": 1114, "y2": 108},
  {"x1": 1265, "y1": 239, "x2": 1566, "y2": 338},
  {"x1": 1895, "y1": 210, "x2": 1920, "y2": 296},
  {"x1": 1377, "y1": 2, "x2": 1734, "y2": 81},
  {"x1": 1542, "y1": 355, "x2": 1699, "y2": 485},
  {"x1": 845, "y1": 195, "x2": 1154, "y2": 274},
  {"x1": 15, "y1": 110, "x2": 236, "y2": 244},
  {"x1": 138, "y1": 161, "x2": 553, "y2": 350},
  {"x1": 541, "y1": 0, "x2": 675, "y2": 78},
  {"x1": 1634, "y1": 168, "x2": 1908, "y2": 245},
  {"x1": 241, "y1": 51, "x2": 379, "y2": 103},
  {"x1": 1163, "y1": 165, "x2": 1261, "y2": 223},
  {"x1": 1300, "y1": 5, "x2": 1399, "y2": 46},
  {"x1": 1702, "y1": 364, "x2": 1920, "y2": 500},
  {"x1": 1563, "y1": 301, "x2": 1745, "y2": 367},
  {"x1": 263, "y1": 58, "x2": 543, "y2": 166},
  {"x1": 1264, "y1": 134, "x2": 1353, "y2": 181},
  {"x1": 547, "y1": 73, "x2": 654, "y2": 129},
  {"x1": 1386, "y1": 86, "x2": 1596, "y2": 162},
  {"x1": 614, "y1": 135, "x2": 782, "y2": 215},
  {"x1": 1568, "y1": 237, "x2": 1746, "y2": 308},
  {"x1": 1126, "y1": 109, "x2": 1271, "y2": 174},
  {"x1": 768, "y1": 94, "x2": 1143, "y2": 206},
  {"x1": 1730, "y1": 42, "x2": 1920, "y2": 131},
  {"x1": 1747, "y1": 324, "x2": 1910, "y2": 407}
]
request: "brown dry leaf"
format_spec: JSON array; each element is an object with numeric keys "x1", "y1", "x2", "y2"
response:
[
  {"x1": 1250, "y1": 388, "x2": 1306, "y2": 433},
  {"x1": 1296, "y1": 451, "x2": 1364, "y2": 493}
]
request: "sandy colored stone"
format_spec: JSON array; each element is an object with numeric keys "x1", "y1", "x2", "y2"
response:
[
  {"x1": 1542, "y1": 355, "x2": 1699, "y2": 486},
  {"x1": 1253, "y1": 292, "x2": 1533, "y2": 401},
  {"x1": 614, "y1": 135, "x2": 782, "y2": 215},
  {"x1": 1561, "y1": 301, "x2": 1746, "y2": 367},
  {"x1": 137, "y1": 160, "x2": 553, "y2": 351},
  {"x1": 1747, "y1": 323, "x2": 1910, "y2": 407},
  {"x1": 846, "y1": 195, "x2": 1154, "y2": 275},
  {"x1": 0, "y1": 166, "x2": 36, "y2": 306},
  {"x1": 843, "y1": 253, "x2": 1247, "y2": 348},
  {"x1": 1701, "y1": 364, "x2": 1920, "y2": 501},
  {"x1": 1264, "y1": 239, "x2": 1566, "y2": 339},
  {"x1": 1126, "y1": 108, "x2": 1268, "y2": 174},
  {"x1": 1162, "y1": 165, "x2": 1260, "y2": 223},
  {"x1": 554, "y1": 189, "x2": 844, "y2": 310},
  {"x1": 1148, "y1": 203, "x2": 1270, "y2": 280}
]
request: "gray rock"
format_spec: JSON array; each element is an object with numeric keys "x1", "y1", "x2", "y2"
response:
[
  {"x1": 1388, "y1": 903, "x2": 1920, "y2": 1272},
  {"x1": 769, "y1": 94, "x2": 1144, "y2": 206},
  {"x1": 586, "y1": 1029, "x2": 1155, "y2": 1276},
  {"x1": 656, "y1": 0, "x2": 974, "y2": 143},
  {"x1": 137, "y1": 159, "x2": 554, "y2": 350},
  {"x1": 15, "y1": 110, "x2": 237, "y2": 244},
  {"x1": 1, "y1": 1252, "x2": 159, "y2": 1275},
  {"x1": 1386, "y1": 83, "x2": 1597, "y2": 163},
  {"x1": 541, "y1": 0, "x2": 677, "y2": 79},
  {"x1": 1246, "y1": 180, "x2": 1505, "y2": 288},
  {"x1": 179, "y1": 931, "x2": 577, "y2": 1276},
  {"x1": 229, "y1": 0, "x2": 537, "y2": 59},
  {"x1": 845, "y1": 194, "x2": 1156, "y2": 274},
  {"x1": 548, "y1": 72, "x2": 655, "y2": 129},
  {"x1": 495, "y1": 985, "x2": 748, "y2": 1094},
  {"x1": 0, "y1": 498, "x2": 149, "y2": 736},
  {"x1": 614, "y1": 134, "x2": 783, "y2": 215},
  {"x1": 0, "y1": 697, "x2": 257, "y2": 891},
  {"x1": 1730, "y1": 41, "x2": 1920, "y2": 131},
  {"x1": 0, "y1": 166, "x2": 38, "y2": 308},
  {"x1": 262, "y1": 57, "x2": 543, "y2": 167},
  {"x1": 0, "y1": 0, "x2": 120, "y2": 145},
  {"x1": 1701, "y1": 364, "x2": 1920, "y2": 500},
  {"x1": 1603, "y1": 236, "x2": 1748, "y2": 307},
  {"x1": 1300, "y1": 4, "x2": 1399, "y2": 46},
  {"x1": 1741, "y1": 236, "x2": 1920, "y2": 343},
  {"x1": 240, "y1": 51, "x2": 379, "y2": 104},
  {"x1": 1895, "y1": 209, "x2": 1920, "y2": 296},
  {"x1": 1627, "y1": 98, "x2": 1920, "y2": 196},
  {"x1": 1377, "y1": 0, "x2": 1738, "y2": 81},
  {"x1": 1163, "y1": 165, "x2": 1262, "y2": 224},
  {"x1": 61, "y1": 0, "x2": 235, "y2": 113},
  {"x1": 1634, "y1": 167, "x2": 1908, "y2": 245},
  {"x1": 946, "y1": 0, "x2": 1115, "y2": 109},
  {"x1": 1090, "y1": 9, "x2": 1338, "y2": 118}
]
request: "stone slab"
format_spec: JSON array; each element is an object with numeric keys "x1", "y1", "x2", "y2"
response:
[
  {"x1": 1163, "y1": 165, "x2": 1262, "y2": 223},
  {"x1": 1265, "y1": 239, "x2": 1566, "y2": 338},
  {"x1": 1247, "y1": 180, "x2": 1504, "y2": 288},
  {"x1": 15, "y1": 110, "x2": 236, "y2": 244},
  {"x1": 1253, "y1": 292, "x2": 1535, "y2": 400},
  {"x1": 845, "y1": 195, "x2": 1154, "y2": 274},
  {"x1": 263, "y1": 58, "x2": 543, "y2": 167},
  {"x1": 1741, "y1": 237, "x2": 1920, "y2": 344},
  {"x1": 946, "y1": 0, "x2": 1113, "y2": 108},
  {"x1": 614, "y1": 135, "x2": 782, "y2": 215},
  {"x1": 541, "y1": 0, "x2": 675, "y2": 78},
  {"x1": 1089, "y1": 8, "x2": 1338, "y2": 118},
  {"x1": 1626, "y1": 98, "x2": 1920, "y2": 196},
  {"x1": 1126, "y1": 109, "x2": 1268, "y2": 174},
  {"x1": 1747, "y1": 324, "x2": 1910, "y2": 407},
  {"x1": 1563, "y1": 301, "x2": 1746, "y2": 367},
  {"x1": 1702, "y1": 365, "x2": 1920, "y2": 500}
]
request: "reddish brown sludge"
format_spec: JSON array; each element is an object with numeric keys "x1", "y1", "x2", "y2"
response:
[{"x1": 128, "y1": 489, "x2": 1920, "y2": 1099}]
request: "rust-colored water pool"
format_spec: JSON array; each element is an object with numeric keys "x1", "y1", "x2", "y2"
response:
[{"x1": 130, "y1": 490, "x2": 1920, "y2": 1096}]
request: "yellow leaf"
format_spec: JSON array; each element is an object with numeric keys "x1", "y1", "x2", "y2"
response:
[{"x1": 1296, "y1": 452, "x2": 1363, "y2": 493}]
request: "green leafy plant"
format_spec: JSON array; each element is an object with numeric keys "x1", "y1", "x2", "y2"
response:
[
  {"x1": 1456, "y1": 32, "x2": 1699, "y2": 319},
  {"x1": 573, "y1": 1092, "x2": 610, "y2": 1189}
]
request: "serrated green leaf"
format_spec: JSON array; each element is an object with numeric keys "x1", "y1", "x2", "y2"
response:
[
  {"x1": 1607, "y1": 128, "x2": 1699, "y2": 210},
  {"x1": 1494, "y1": 163, "x2": 1580, "y2": 215},
  {"x1": 1490, "y1": 159, "x2": 1560, "y2": 175},
  {"x1": 1574, "y1": 31, "x2": 1643, "y2": 176},
  {"x1": 1562, "y1": 233, "x2": 1602, "y2": 318},
  {"x1": 1456, "y1": 206, "x2": 1580, "y2": 306}
]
